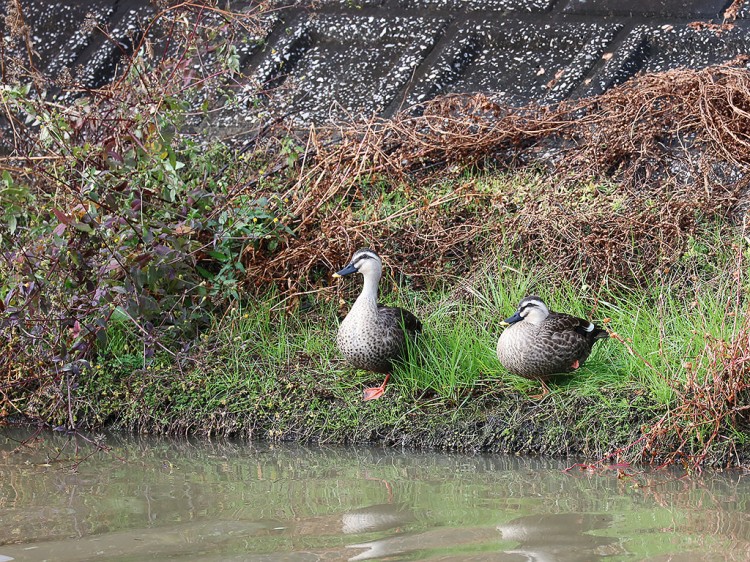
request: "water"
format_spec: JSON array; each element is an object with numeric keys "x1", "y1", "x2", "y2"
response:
[{"x1": 0, "y1": 431, "x2": 749, "y2": 561}]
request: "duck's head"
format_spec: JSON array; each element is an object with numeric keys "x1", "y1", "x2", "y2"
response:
[
  {"x1": 503, "y1": 295, "x2": 549, "y2": 326},
  {"x1": 333, "y1": 248, "x2": 382, "y2": 279}
]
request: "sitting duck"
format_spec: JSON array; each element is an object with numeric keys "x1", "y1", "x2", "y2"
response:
[{"x1": 496, "y1": 295, "x2": 608, "y2": 394}]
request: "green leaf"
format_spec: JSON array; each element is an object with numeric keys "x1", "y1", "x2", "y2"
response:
[
  {"x1": 72, "y1": 222, "x2": 94, "y2": 233},
  {"x1": 206, "y1": 250, "x2": 229, "y2": 261},
  {"x1": 196, "y1": 266, "x2": 214, "y2": 279}
]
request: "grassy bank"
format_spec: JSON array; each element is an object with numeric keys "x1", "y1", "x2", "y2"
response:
[
  {"x1": 4, "y1": 149, "x2": 749, "y2": 467},
  {"x1": 76, "y1": 224, "x2": 749, "y2": 467}
]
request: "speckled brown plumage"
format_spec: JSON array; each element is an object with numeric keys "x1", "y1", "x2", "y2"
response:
[
  {"x1": 497, "y1": 295, "x2": 608, "y2": 380},
  {"x1": 334, "y1": 249, "x2": 422, "y2": 374},
  {"x1": 338, "y1": 304, "x2": 421, "y2": 373}
]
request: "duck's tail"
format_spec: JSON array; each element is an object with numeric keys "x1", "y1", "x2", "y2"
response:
[{"x1": 592, "y1": 326, "x2": 609, "y2": 341}]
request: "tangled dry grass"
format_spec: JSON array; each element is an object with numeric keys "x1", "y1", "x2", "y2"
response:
[
  {"x1": 607, "y1": 308, "x2": 750, "y2": 471},
  {"x1": 643, "y1": 276, "x2": 750, "y2": 469},
  {"x1": 658, "y1": 321, "x2": 750, "y2": 469},
  {"x1": 251, "y1": 57, "x2": 750, "y2": 292}
]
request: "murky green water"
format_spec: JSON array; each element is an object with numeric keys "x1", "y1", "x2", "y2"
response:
[{"x1": 0, "y1": 431, "x2": 749, "y2": 561}]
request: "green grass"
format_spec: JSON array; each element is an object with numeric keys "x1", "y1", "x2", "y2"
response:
[
  {"x1": 370, "y1": 246, "x2": 746, "y2": 409},
  {"x1": 95, "y1": 236, "x2": 747, "y2": 410}
]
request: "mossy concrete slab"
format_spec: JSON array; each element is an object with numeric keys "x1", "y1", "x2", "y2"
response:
[{"x1": 2, "y1": 0, "x2": 748, "y2": 130}]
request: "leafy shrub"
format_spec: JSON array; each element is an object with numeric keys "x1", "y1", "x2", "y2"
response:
[{"x1": 0, "y1": 2, "x2": 287, "y2": 427}]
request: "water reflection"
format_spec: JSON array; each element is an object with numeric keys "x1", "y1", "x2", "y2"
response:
[
  {"x1": 348, "y1": 526, "x2": 506, "y2": 561},
  {"x1": 0, "y1": 430, "x2": 749, "y2": 561},
  {"x1": 498, "y1": 513, "x2": 619, "y2": 561},
  {"x1": 341, "y1": 503, "x2": 413, "y2": 534},
  {"x1": 347, "y1": 513, "x2": 618, "y2": 561}
]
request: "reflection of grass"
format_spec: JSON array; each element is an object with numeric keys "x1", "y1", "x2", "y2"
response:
[{"x1": 86, "y1": 226, "x2": 749, "y2": 465}]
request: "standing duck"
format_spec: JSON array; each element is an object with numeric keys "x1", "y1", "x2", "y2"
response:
[
  {"x1": 496, "y1": 295, "x2": 608, "y2": 393},
  {"x1": 333, "y1": 248, "x2": 422, "y2": 401}
]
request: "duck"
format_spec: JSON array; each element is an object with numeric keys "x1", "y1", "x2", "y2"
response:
[
  {"x1": 496, "y1": 295, "x2": 608, "y2": 393},
  {"x1": 333, "y1": 248, "x2": 422, "y2": 401}
]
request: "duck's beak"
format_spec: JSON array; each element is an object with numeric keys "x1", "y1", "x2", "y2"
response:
[
  {"x1": 333, "y1": 263, "x2": 358, "y2": 278},
  {"x1": 502, "y1": 311, "x2": 523, "y2": 325}
]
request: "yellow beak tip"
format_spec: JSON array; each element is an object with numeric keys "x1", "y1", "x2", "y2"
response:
[{"x1": 332, "y1": 273, "x2": 341, "y2": 278}]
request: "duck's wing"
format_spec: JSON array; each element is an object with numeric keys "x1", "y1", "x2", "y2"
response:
[
  {"x1": 377, "y1": 305, "x2": 423, "y2": 335},
  {"x1": 545, "y1": 312, "x2": 608, "y2": 345}
]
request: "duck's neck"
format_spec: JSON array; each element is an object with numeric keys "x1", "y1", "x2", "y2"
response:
[{"x1": 353, "y1": 272, "x2": 380, "y2": 310}]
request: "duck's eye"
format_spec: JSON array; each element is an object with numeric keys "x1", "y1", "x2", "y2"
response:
[{"x1": 519, "y1": 302, "x2": 539, "y2": 315}]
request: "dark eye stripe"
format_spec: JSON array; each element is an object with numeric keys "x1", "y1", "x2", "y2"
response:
[{"x1": 353, "y1": 252, "x2": 378, "y2": 265}]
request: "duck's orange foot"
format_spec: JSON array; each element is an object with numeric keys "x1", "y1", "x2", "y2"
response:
[
  {"x1": 363, "y1": 374, "x2": 390, "y2": 401},
  {"x1": 529, "y1": 380, "x2": 551, "y2": 400}
]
